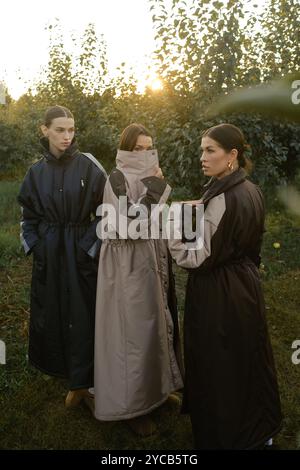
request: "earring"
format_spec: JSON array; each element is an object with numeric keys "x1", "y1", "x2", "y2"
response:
[{"x1": 228, "y1": 161, "x2": 234, "y2": 171}]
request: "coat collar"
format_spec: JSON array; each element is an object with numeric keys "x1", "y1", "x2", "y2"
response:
[
  {"x1": 40, "y1": 137, "x2": 79, "y2": 164},
  {"x1": 116, "y1": 149, "x2": 159, "y2": 176},
  {"x1": 201, "y1": 167, "x2": 247, "y2": 203}
]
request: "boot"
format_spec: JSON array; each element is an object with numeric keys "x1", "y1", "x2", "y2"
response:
[
  {"x1": 127, "y1": 415, "x2": 157, "y2": 437},
  {"x1": 65, "y1": 388, "x2": 92, "y2": 408},
  {"x1": 166, "y1": 393, "x2": 181, "y2": 407}
]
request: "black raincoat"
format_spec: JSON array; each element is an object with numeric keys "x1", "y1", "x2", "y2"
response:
[
  {"x1": 18, "y1": 138, "x2": 106, "y2": 389},
  {"x1": 169, "y1": 168, "x2": 282, "y2": 449}
]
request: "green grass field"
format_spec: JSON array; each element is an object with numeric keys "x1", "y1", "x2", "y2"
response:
[{"x1": 0, "y1": 181, "x2": 299, "y2": 450}]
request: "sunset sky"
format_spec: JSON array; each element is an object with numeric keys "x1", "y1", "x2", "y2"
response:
[{"x1": 1, "y1": 0, "x2": 161, "y2": 99}]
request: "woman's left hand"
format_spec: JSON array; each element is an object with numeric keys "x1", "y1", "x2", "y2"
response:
[{"x1": 154, "y1": 167, "x2": 164, "y2": 179}]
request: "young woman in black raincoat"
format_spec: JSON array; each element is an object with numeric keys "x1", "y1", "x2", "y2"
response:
[
  {"x1": 168, "y1": 123, "x2": 282, "y2": 449},
  {"x1": 18, "y1": 105, "x2": 106, "y2": 410}
]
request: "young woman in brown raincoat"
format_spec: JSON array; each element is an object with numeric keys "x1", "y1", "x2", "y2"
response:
[
  {"x1": 93, "y1": 124, "x2": 184, "y2": 436},
  {"x1": 168, "y1": 123, "x2": 282, "y2": 449}
]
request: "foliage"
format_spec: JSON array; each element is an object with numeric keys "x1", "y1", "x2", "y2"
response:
[
  {"x1": 0, "y1": 121, "x2": 23, "y2": 176},
  {"x1": 0, "y1": 0, "x2": 300, "y2": 195},
  {"x1": 147, "y1": 0, "x2": 300, "y2": 194},
  {"x1": 208, "y1": 74, "x2": 300, "y2": 123}
]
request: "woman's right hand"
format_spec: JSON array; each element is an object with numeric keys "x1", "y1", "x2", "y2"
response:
[{"x1": 32, "y1": 239, "x2": 45, "y2": 263}]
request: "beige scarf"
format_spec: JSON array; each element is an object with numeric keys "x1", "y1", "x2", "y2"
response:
[{"x1": 116, "y1": 149, "x2": 159, "y2": 203}]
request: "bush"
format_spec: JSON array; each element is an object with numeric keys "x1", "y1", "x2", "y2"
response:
[
  {"x1": 0, "y1": 122, "x2": 23, "y2": 176},
  {"x1": 1, "y1": 1, "x2": 300, "y2": 190}
]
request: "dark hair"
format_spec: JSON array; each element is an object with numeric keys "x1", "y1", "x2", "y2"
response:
[
  {"x1": 43, "y1": 105, "x2": 74, "y2": 128},
  {"x1": 119, "y1": 123, "x2": 152, "y2": 151},
  {"x1": 202, "y1": 123, "x2": 252, "y2": 173}
]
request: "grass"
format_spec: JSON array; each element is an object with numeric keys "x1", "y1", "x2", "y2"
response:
[{"x1": 0, "y1": 181, "x2": 300, "y2": 450}]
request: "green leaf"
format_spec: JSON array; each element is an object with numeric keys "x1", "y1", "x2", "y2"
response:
[{"x1": 207, "y1": 74, "x2": 300, "y2": 123}]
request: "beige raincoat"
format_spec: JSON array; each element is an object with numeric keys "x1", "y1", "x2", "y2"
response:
[{"x1": 94, "y1": 149, "x2": 183, "y2": 421}]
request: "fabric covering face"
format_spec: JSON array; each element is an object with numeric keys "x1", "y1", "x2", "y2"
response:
[{"x1": 116, "y1": 149, "x2": 159, "y2": 202}]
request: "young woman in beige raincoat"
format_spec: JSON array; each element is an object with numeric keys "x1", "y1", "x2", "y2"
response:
[{"x1": 93, "y1": 124, "x2": 184, "y2": 435}]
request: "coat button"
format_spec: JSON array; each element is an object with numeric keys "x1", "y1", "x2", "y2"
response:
[{"x1": 59, "y1": 188, "x2": 63, "y2": 192}]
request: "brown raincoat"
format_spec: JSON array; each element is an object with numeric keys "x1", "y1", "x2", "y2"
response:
[{"x1": 168, "y1": 168, "x2": 282, "y2": 449}]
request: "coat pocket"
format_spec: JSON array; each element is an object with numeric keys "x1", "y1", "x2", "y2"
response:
[{"x1": 32, "y1": 239, "x2": 47, "y2": 283}]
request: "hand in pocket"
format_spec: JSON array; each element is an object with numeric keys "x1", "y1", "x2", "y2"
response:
[
  {"x1": 32, "y1": 239, "x2": 45, "y2": 264},
  {"x1": 76, "y1": 246, "x2": 90, "y2": 265}
]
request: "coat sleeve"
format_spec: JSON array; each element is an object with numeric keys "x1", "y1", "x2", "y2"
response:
[
  {"x1": 17, "y1": 169, "x2": 41, "y2": 255},
  {"x1": 78, "y1": 169, "x2": 107, "y2": 258},
  {"x1": 167, "y1": 194, "x2": 226, "y2": 269}
]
